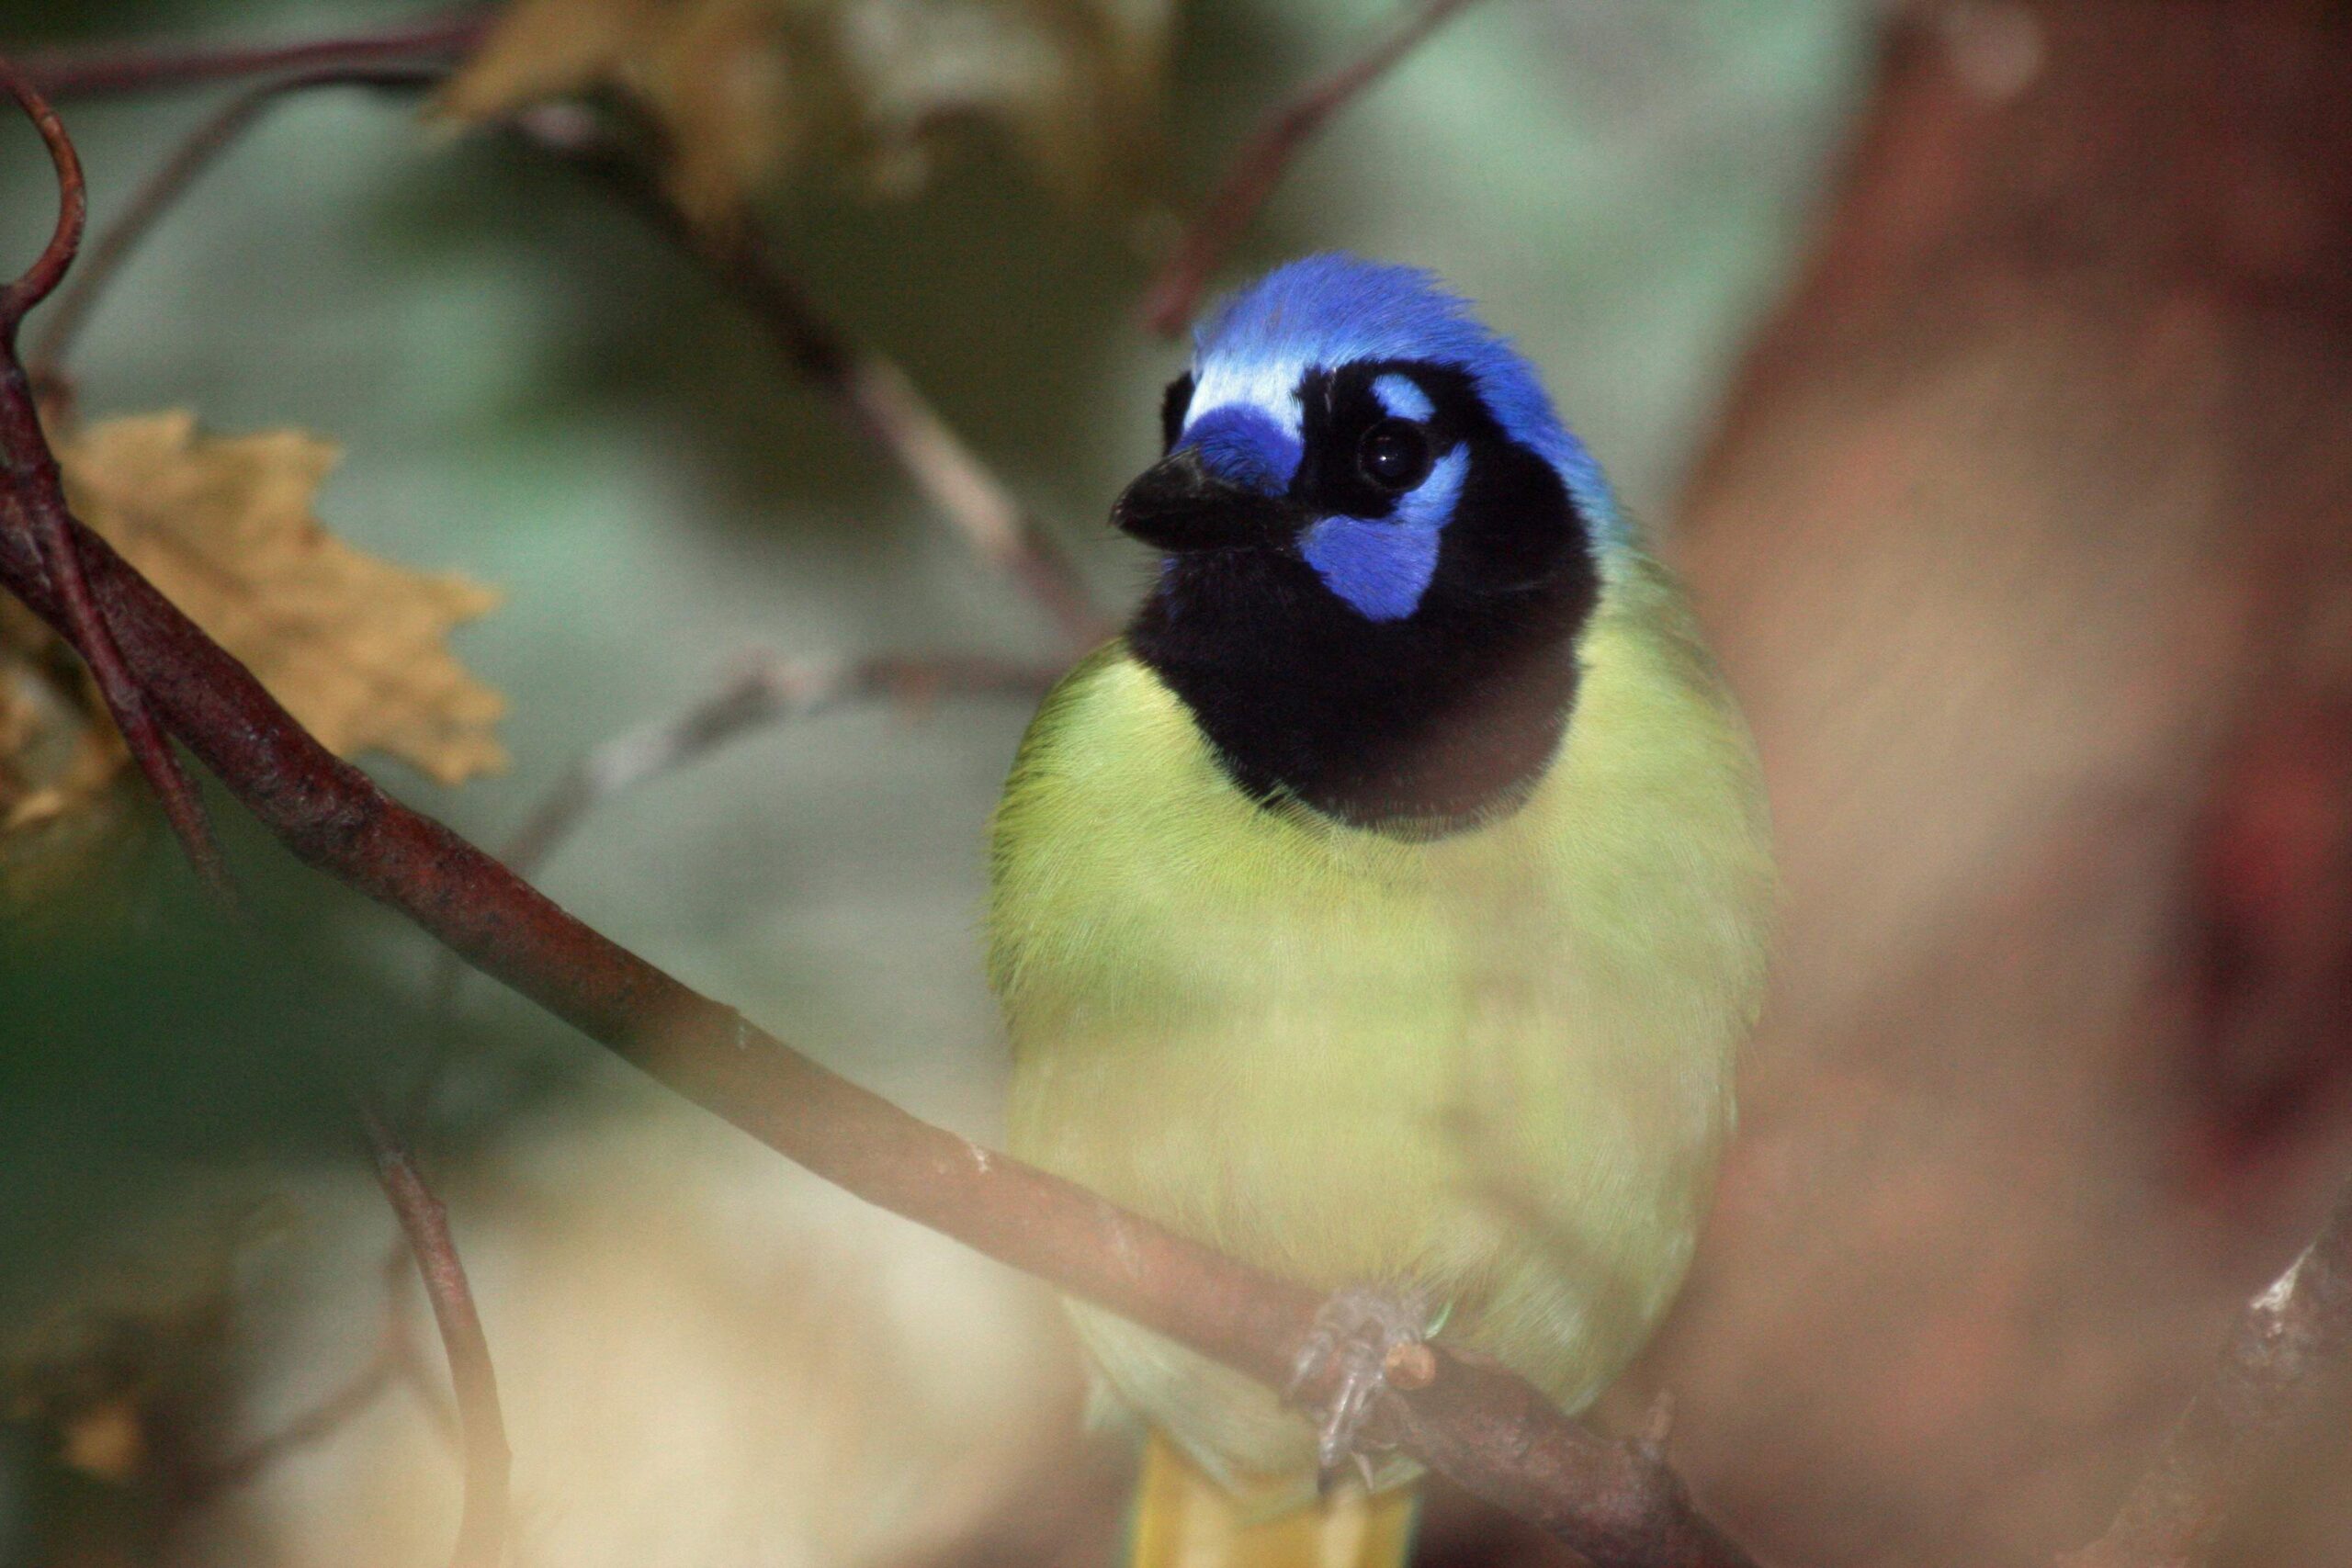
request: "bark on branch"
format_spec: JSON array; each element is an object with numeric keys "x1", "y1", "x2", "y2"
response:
[{"x1": 2061, "y1": 1179, "x2": 2352, "y2": 1568}]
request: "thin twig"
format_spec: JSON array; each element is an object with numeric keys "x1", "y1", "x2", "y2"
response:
[
  {"x1": 0, "y1": 59, "x2": 82, "y2": 328},
  {"x1": 1139, "y1": 0, "x2": 1491, "y2": 338},
  {"x1": 415, "y1": 649, "x2": 1056, "y2": 1114},
  {"x1": 359, "y1": 1105, "x2": 509, "y2": 1568},
  {"x1": 17, "y1": 9, "x2": 492, "y2": 101},
  {"x1": 28, "y1": 64, "x2": 447, "y2": 388},
  {"x1": 511, "y1": 103, "x2": 1112, "y2": 652},
  {"x1": 2060, "y1": 1179, "x2": 2352, "y2": 1568},
  {"x1": 0, "y1": 452, "x2": 1757, "y2": 1568},
  {"x1": 187, "y1": 1232, "x2": 453, "y2": 1501},
  {"x1": 498, "y1": 649, "x2": 1057, "y2": 881},
  {"x1": 192, "y1": 1337, "x2": 400, "y2": 1501},
  {"x1": 0, "y1": 54, "x2": 231, "y2": 898}
]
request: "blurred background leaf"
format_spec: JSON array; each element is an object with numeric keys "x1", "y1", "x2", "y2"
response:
[{"x1": 439, "y1": 0, "x2": 1174, "y2": 214}]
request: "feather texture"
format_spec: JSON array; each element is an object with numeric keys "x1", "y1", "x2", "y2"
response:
[{"x1": 989, "y1": 551, "x2": 1774, "y2": 1497}]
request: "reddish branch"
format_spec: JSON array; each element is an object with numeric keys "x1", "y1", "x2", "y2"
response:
[
  {"x1": 416, "y1": 650, "x2": 1057, "y2": 1111},
  {"x1": 17, "y1": 9, "x2": 492, "y2": 101},
  {"x1": 0, "y1": 56, "x2": 230, "y2": 897},
  {"x1": 2061, "y1": 1179, "x2": 2352, "y2": 1568},
  {"x1": 6, "y1": 69, "x2": 508, "y2": 1546},
  {"x1": 1139, "y1": 0, "x2": 1489, "y2": 337},
  {"x1": 361, "y1": 1108, "x2": 510, "y2": 1568},
  {"x1": 28, "y1": 64, "x2": 447, "y2": 389},
  {"x1": 0, "y1": 462, "x2": 1755, "y2": 1567}
]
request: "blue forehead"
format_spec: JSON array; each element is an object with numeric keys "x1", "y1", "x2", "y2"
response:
[{"x1": 1189, "y1": 254, "x2": 1623, "y2": 544}]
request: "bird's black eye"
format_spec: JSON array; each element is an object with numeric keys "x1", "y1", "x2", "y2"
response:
[{"x1": 1357, "y1": 418, "x2": 1432, "y2": 491}]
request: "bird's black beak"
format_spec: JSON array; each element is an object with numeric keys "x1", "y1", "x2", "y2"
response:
[{"x1": 1112, "y1": 446, "x2": 1303, "y2": 554}]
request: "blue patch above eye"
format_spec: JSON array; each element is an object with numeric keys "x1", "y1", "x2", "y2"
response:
[
  {"x1": 1300, "y1": 446, "x2": 1468, "y2": 621},
  {"x1": 1180, "y1": 404, "x2": 1301, "y2": 493},
  {"x1": 1371, "y1": 373, "x2": 1433, "y2": 423}
]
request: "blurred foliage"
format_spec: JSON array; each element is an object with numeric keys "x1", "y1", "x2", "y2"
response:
[{"x1": 440, "y1": 0, "x2": 1173, "y2": 217}]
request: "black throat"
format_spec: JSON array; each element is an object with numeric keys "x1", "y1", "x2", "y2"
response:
[{"x1": 1126, "y1": 405, "x2": 1600, "y2": 835}]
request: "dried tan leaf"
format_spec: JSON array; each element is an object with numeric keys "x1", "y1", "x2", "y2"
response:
[
  {"x1": 439, "y1": 0, "x2": 1170, "y2": 216},
  {"x1": 52, "y1": 412, "x2": 507, "y2": 786},
  {"x1": 0, "y1": 642, "x2": 139, "y2": 914}
]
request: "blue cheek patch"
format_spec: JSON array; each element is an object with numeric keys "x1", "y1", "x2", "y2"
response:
[
  {"x1": 1299, "y1": 446, "x2": 1469, "y2": 621},
  {"x1": 1180, "y1": 404, "x2": 1302, "y2": 493}
]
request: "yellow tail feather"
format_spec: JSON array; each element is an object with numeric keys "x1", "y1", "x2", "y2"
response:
[{"x1": 1129, "y1": 1431, "x2": 1418, "y2": 1568}]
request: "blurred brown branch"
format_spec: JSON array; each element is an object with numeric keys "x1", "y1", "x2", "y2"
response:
[
  {"x1": 417, "y1": 649, "x2": 1058, "y2": 1106},
  {"x1": 1667, "y1": 0, "x2": 2352, "y2": 1561},
  {"x1": 17, "y1": 8, "x2": 492, "y2": 100},
  {"x1": 361, "y1": 1106, "x2": 511, "y2": 1568},
  {"x1": 11, "y1": 16, "x2": 1109, "y2": 650},
  {"x1": 511, "y1": 100, "x2": 1112, "y2": 650},
  {"x1": 2062, "y1": 1178, "x2": 2352, "y2": 1568},
  {"x1": 1139, "y1": 0, "x2": 1489, "y2": 338}
]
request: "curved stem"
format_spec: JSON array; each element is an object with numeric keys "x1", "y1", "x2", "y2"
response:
[
  {"x1": 360, "y1": 1105, "x2": 511, "y2": 1568},
  {"x1": 0, "y1": 52, "x2": 230, "y2": 898},
  {"x1": 0, "y1": 52, "x2": 85, "y2": 334},
  {"x1": 1139, "y1": 0, "x2": 1488, "y2": 338},
  {"x1": 29, "y1": 65, "x2": 444, "y2": 385}
]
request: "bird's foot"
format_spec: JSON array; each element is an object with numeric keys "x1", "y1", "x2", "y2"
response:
[{"x1": 1286, "y1": 1285, "x2": 1439, "y2": 1495}]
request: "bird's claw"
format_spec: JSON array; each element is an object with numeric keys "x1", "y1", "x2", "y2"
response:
[{"x1": 1286, "y1": 1285, "x2": 1432, "y2": 1495}]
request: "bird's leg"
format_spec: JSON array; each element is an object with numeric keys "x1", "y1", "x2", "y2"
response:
[{"x1": 1286, "y1": 1284, "x2": 1440, "y2": 1495}]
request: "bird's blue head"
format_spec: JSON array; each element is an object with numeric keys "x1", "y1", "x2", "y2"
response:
[{"x1": 1121, "y1": 255, "x2": 1618, "y2": 831}]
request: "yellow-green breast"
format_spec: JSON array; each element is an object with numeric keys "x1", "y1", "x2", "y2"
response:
[{"x1": 988, "y1": 551, "x2": 1773, "y2": 1489}]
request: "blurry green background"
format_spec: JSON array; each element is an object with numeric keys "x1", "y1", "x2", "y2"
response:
[{"x1": 0, "y1": 0, "x2": 1868, "y2": 1557}]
